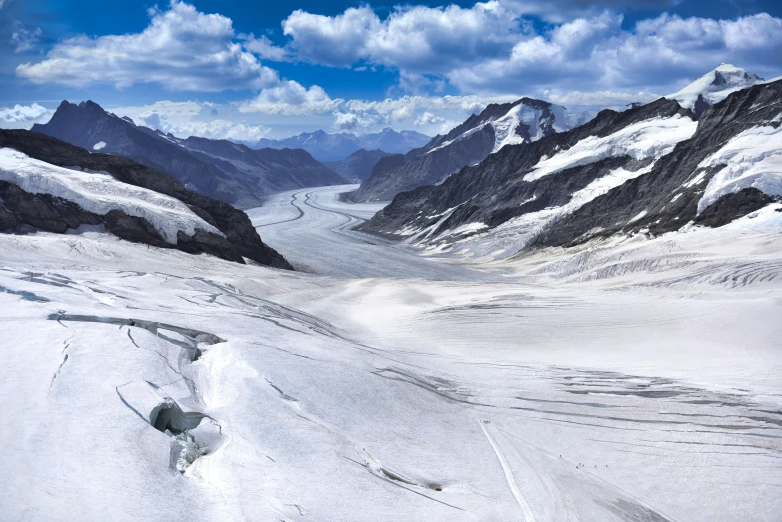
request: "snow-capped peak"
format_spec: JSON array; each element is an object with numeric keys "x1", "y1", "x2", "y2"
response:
[
  {"x1": 667, "y1": 64, "x2": 763, "y2": 115},
  {"x1": 427, "y1": 98, "x2": 576, "y2": 156}
]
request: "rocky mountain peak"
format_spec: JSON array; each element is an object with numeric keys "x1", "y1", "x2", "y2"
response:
[{"x1": 667, "y1": 64, "x2": 763, "y2": 117}]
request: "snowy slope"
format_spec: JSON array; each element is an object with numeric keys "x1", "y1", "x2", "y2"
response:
[
  {"x1": 698, "y1": 121, "x2": 782, "y2": 212},
  {"x1": 429, "y1": 99, "x2": 574, "y2": 156},
  {"x1": 0, "y1": 148, "x2": 223, "y2": 243},
  {"x1": 1, "y1": 189, "x2": 781, "y2": 521},
  {"x1": 527, "y1": 114, "x2": 697, "y2": 181},
  {"x1": 667, "y1": 63, "x2": 762, "y2": 113}
]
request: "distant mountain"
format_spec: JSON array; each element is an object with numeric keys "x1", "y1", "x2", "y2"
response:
[
  {"x1": 360, "y1": 75, "x2": 782, "y2": 260},
  {"x1": 0, "y1": 129, "x2": 292, "y2": 269},
  {"x1": 255, "y1": 128, "x2": 430, "y2": 162},
  {"x1": 32, "y1": 101, "x2": 345, "y2": 208},
  {"x1": 324, "y1": 149, "x2": 393, "y2": 182},
  {"x1": 667, "y1": 64, "x2": 763, "y2": 118},
  {"x1": 349, "y1": 97, "x2": 583, "y2": 202}
]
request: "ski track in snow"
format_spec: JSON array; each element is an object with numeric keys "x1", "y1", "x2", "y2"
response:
[{"x1": 0, "y1": 185, "x2": 780, "y2": 521}]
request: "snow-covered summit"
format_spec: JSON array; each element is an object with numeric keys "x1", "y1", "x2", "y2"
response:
[
  {"x1": 428, "y1": 98, "x2": 575, "y2": 156},
  {"x1": 667, "y1": 64, "x2": 763, "y2": 116}
]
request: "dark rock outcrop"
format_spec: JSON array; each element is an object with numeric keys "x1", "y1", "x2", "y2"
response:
[{"x1": 0, "y1": 129, "x2": 293, "y2": 269}]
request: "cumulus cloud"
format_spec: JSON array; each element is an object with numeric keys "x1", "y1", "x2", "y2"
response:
[
  {"x1": 139, "y1": 112, "x2": 271, "y2": 141},
  {"x1": 15, "y1": 1, "x2": 293, "y2": 92},
  {"x1": 10, "y1": 23, "x2": 42, "y2": 53},
  {"x1": 450, "y1": 12, "x2": 782, "y2": 93},
  {"x1": 109, "y1": 100, "x2": 270, "y2": 142},
  {"x1": 280, "y1": 2, "x2": 782, "y2": 96},
  {"x1": 0, "y1": 103, "x2": 51, "y2": 124},
  {"x1": 238, "y1": 82, "x2": 339, "y2": 114},
  {"x1": 0, "y1": 103, "x2": 54, "y2": 130},
  {"x1": 283, "y1": 2, "x2": 525, "y2": 72},
  {"x1": 414, "y1": 112, "x2": 444, "y2": 125},
  {"x1": 242, "y1": 34, "x2": 292, "y2": 62}
]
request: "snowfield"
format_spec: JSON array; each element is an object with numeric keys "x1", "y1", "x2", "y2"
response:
[
  {"x1": 527, "y1": 115, "x2": 697, "y2": 181},
  {"x1": 0, "y1": 148, "x2": 224, "y2": 243},
  {"x1": 0, "y1": 185, "x2": 780, "y2": 521}
]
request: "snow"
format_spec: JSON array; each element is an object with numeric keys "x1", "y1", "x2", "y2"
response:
[
  {"x1": 697, "y1": 123, "x2": 782, "y2": 213},
  {"x1": 627, "y1": 209, "x2": 648, "y2": 223},
  {"x1": 426, "y1": 101, "x2": 573, "y2": 156},
  {"x1": 92, "y1": 141, "x2": 106, "y2": 150},
  {"x1": 526, "y1": 115, "x2": 697, "y2": 181},
  {"x1": 437, "y1": 163, "x2": 656, "y2": 258},
  {"x1": 0, "y1": 183, "x2": 780, "y2": 521},
  {"x1": 0, "y1": 148, "x2": 223, "y2": 243},
  {"x1": 667, "y1": 64, "x2": 762, "y2": 110},
  {"x1": 489, "y1": 102, "x2": 567, "y2": 153}
]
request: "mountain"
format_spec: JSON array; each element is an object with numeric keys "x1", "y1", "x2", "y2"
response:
[
  {"x1": 0, "y1": 129, "x2": 293, "y2": 269},
  {"x1": 359, "y1": 76, "x2": 782, "y2": 260},
  {"x1": 324, "y1": 149, "x2": 393, "y2": 182},
  {"x1": 349, "y1": 97, "x2": 582, "y2": 202},
  {"x1": 667, "y1": 63, "x2": 763, "y2": 118},
  {"x1": 31, "y1": 101, "x2": 345, "y2": 208},
  {"x1": 359, "y1": 128, "x2": 431, "y2": 155},
  {"x1": 254, "y1": 128, "x2": 431, "y2": 162}
]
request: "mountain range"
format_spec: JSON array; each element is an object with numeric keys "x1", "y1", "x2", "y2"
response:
[
  {"x1": 31, "y1": 101, "x2": 345, "y2": 208},
  {"x1": 255, "y1": 128, "x2": 431, "y2": 162},
  {"x1": 348, "y1": 97, "x2": 588, "y2": 202},
  {"x1": 359, "y1": 65, "x2": 781, "y2": 259}
]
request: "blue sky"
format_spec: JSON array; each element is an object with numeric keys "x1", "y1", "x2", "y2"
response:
[{"x1": 1, "y1": 0, "x2": 781, "y2": 139}]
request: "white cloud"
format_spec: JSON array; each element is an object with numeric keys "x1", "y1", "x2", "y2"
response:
[
  {"x1": 109, "y1": 100, "x2": 270, "y2": 142},
  {"x1": 0, "y1": 103, "x2": 52, "y2": 127},
  {"x1": 238, "y1": 82, "x2": 339, "y2": 114},
  {"x1": 10, "y1": 23, "x2": 42, "y2": 53},
  {"x1": 15, "y1": 1, "x2": 290, "y2": 92},
  {"x1": 280, "y1": 3, "x2": 782, "y2": 96},
  {"x1": 242, "y1": 34, "x2": 292, "y2": 62},
  {"x1": 449, "y1": 12, "x2": 782, "y2": 93},
  {"x1": 139, "y1": 112, "x2": 271, "y2": 142},
  {"x1": 414, "y1": 112, "x2": 444, "y2": 125},
  {"x1": 283, "y1": 2, "x2": 526, "y2": 72}
]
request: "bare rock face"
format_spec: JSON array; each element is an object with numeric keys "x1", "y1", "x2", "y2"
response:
[{"x1": 0, "y1": 129, "x2": 293, "y2": 269}]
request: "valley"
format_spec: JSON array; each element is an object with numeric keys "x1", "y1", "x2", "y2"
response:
[{"x1": 1, "y1": 179, "x2": 779, "y2": 521}]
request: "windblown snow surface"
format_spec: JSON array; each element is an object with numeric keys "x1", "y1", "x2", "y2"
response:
[
  {"x1": 0, "y1": 185, "x2": 780, "y2": 521},
  {"x1": 0, "y1": 148, "x2": 223, "y2": 243}
]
